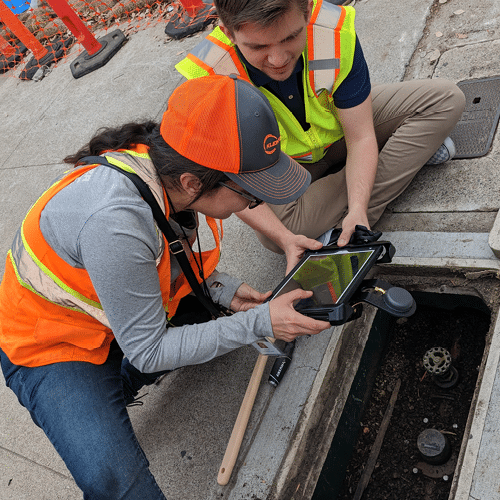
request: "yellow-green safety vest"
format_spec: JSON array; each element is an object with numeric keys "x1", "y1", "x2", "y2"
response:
[{"x1": 175, "y1": 0, "x2": 357, "y2": 163}]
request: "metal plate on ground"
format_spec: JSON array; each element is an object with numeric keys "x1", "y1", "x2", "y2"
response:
[{"x1": 450, "y1": 76, "x2": 500, "y2": 159}]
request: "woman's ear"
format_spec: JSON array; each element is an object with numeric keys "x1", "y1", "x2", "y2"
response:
[{"x1": 179, "y1": 172, "x2": 202, "y2": 198}]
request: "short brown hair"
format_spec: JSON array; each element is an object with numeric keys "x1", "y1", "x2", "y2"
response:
[{"x1": 215, "y1": 0, "x2": 310, "y2": 34}]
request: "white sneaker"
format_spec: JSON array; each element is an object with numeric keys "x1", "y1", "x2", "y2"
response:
[{"x1": 425, "y1": 137, "x2": 456, "y2": 166}]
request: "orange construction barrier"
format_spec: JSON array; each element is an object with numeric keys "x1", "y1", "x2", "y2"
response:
[
  {"x1": 0, "y1": 0, "x2": 217, "y2": 79},
  {"x1": 45, "y1": 0, "x2": 101, "y2": 55},
  {"x1": 0, "y1": 31, "x2": 22, "y2": 73},
  {"x1": 181, "y1": 0, "x2": 204, "y2": 17},
  {"x1": 0, "y1": 32, "x2": 28, "y2": 74},
  {"x1": 0, "y1": 0, "x2": 47, "y2": 59},
  {"x1": 0, "y1": 32, "x2": 15, "y2": 57},
  {"x1": 41, "y1": 0, "x2": 126, "y2": 78}
]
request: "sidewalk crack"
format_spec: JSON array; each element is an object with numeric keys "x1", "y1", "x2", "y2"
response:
[{"x1": 0, "y1": 444, "x2": 74, "y2": 481}]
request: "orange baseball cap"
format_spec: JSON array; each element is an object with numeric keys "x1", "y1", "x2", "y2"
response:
[{"x1": 160, "y1": 74, "x2": 311, "y2": 204}]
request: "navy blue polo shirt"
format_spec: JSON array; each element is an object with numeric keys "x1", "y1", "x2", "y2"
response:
[{"x1": 235, "y1": 36, "x2": 370, "y2": 131}]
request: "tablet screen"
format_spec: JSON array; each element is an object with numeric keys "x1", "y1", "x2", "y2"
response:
[{"x1": 272, "y1": 249, "x2": 376, "y2": 307}]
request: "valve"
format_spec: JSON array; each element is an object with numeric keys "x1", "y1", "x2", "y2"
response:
[{"x1": 423, "y1": 347, "x2": 459, "y2": 389}]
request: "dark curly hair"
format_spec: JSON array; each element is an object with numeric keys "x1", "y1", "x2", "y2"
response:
[{"x1": 64, "y1": 121, "x2": 229, "y2": 203}]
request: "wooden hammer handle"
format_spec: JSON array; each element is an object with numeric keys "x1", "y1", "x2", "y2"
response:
[{"x1": 217, "y1": 353, "x2": 268, "y2": 485}]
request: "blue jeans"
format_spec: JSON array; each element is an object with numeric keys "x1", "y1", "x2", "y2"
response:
[
  {"x1": 0, "y1": 296, "x2": 213, "y2": 499},
  {"x1": 0, "y1": 342, "x2": 167, "y2": 500}
]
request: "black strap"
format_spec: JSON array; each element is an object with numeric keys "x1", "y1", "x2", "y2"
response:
[{"x1": 79, "y1": 156, "x2": 222, "y2": 318}]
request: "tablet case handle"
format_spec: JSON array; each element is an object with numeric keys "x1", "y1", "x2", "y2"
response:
[{"x1": 325, "y1": 225, "x2": 383, "y2": 246}]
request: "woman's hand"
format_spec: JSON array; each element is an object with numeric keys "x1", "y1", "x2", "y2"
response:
[
  {"x1": 230, "y1": 283, "x2": 272, "y2": 312},
  {"x1": 268, "y1": 289, "x2": 331, "y2": 342},
  {"x1": 282, "y1": 234, "x2": 323, "y2": 275}
]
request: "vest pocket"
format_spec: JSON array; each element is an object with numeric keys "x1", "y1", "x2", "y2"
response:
[{"x1": 34, "y1": 317, "x2": 109, "y2": 350}]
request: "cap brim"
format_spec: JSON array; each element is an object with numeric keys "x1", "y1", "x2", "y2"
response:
[{"x1": 225, "y1": 152, "x2": 311, "y2": 205}]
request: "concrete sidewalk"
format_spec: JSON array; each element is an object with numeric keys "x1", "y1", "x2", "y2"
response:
[{"x1": 0, "y1": 0, "x2": 499, "y2": 499}]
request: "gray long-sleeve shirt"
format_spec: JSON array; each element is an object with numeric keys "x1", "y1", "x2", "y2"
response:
[{"x1": 40, "y1": 165, "x2": 272, "y2": 373}]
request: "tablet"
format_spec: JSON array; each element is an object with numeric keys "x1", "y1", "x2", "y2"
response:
[
  {"x1": 270, "y1": 241, "x2": 395, "y2": 324},
  {"x1": 251, "y1": 241, "x2": 395, "y2": 355}
]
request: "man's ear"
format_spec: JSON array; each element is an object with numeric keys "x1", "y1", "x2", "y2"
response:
[
  {"x1": 306, "y1": 0, "x2": 314, "y2": 23},
  {"x1": 219, "y1": 23, "x2": 236, "y2": 44},
  {"x1": 179, "y1": 173, "x2": 202, "y2": 198}
]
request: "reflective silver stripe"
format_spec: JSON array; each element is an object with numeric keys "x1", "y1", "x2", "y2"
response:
[
  {"x1": 310, "y1": 3, "x2": 343, "y2": 93},
  {"x1": 295, "y1": 154, "x2": 313, "y2": 162},
  {"x1": 104, "y1": 151, "x2": 167, "y2": 265},
  {"x1": 12, "y1": 230, "x2": 112, "y2": 326},
  {"x1": 190, "y1": 37, "x2": 241, "y2": 76},
  {"x1": 95, "y1": 152, "x2": 196, "y2": 281},
  {"x1": 104, "y1": 152, "x2": 165, "y2": 210},
  {"x1": 11, "y1": 153, "x2": 180, "y2": 325},
  {"x1": 315, "y1": 1, "x2": 343, "y2": 28},
  {"x1": 190, "y1": 38, "x2": 216, "y2": 60},
  {"x1": 214, "y1": 53, "x2": 243, "y2": 76},
  {"x1": 309, "y1": 58, "x2": 340, "y2": 71}
]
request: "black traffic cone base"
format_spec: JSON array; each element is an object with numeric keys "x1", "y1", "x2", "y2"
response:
[{"x1": 70, "y1": 29, "x2": 126, "y2": 79}]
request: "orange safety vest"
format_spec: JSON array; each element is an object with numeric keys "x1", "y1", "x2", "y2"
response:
[{"x1": 0, "y1": 146, "x2": 222, "y2": 367}]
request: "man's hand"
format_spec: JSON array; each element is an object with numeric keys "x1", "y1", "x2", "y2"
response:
[
  {"x1": 336, "y1": 95, "x2": 378, "y2": 247},
  {"x1": 236, "y1": 204, "x2": 323, "y2": 274},
  {"x1": 268, "y1": 289, "x2": 331, "y2": 342},
  {"x1": 282, "y1": 234, "x2": 323, "y2": 274},
  {"x1": 230, "y1": 283, "x2": 272, "y2": 312},
  {"x1": 337, "y1": 208, "x2": 370, "y2": 247}
]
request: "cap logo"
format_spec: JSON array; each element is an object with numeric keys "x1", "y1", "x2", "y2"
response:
[{"x1": 264, "y1": 134, "x2": 280, "y2": 155}]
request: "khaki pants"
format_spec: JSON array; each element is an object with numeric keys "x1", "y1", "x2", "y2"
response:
[{"x1": 257, "y1": 79, "x2": 466, "y2": 253}]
